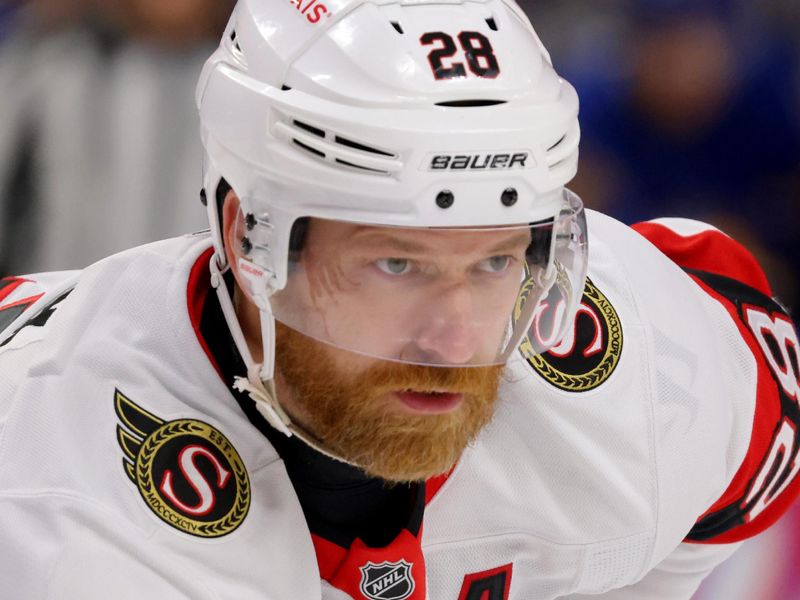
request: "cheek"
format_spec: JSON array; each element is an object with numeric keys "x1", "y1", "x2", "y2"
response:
[{"x1": 325, "y1": 345, "x2": 375, "y2": 375}]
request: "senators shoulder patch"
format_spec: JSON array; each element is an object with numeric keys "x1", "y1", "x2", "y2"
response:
[
  {"x1": 520, "y1": 278, "x2": 623, "y2": 392},
  {"x1": 115, "y1": 389, "x2": 251, "y2": 538}
]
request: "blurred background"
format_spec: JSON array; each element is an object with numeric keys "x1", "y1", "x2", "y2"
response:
[
  {"x1": 0, "y1": 1, "x2": 797, "y2": 597},
  {"x1": 0, "y1": 0, "x2": 235, "y2": 274},
  {"x1": 533, "y1": 0, "x2": 800, "y2": 319}
]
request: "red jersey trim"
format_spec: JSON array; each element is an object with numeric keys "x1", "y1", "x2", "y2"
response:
[
  {"x1": 631, "y1": 222, "x2": 772, "y2": 297},
  {"x1": 425, "y1": 468, "x2": 453, "y2": 504},
  {"x1": 313, "y1": 471, "x2": 449, "y2": 597},
  {"x1": 458, "y1": 563, "x2": 513, "y2": 600},
  {"x1": 681, "y1": 274, "x2": 800, "y2": 543},
  {"x1": 0, "y1": 294, "x2": 44, "y2": 311},
  {"x1": 0, "y1": 276, "x2": 32, "y2": 297},
  {"x1": 686, "y1": 277, "x2": 786, "y2": 543},
  {"x1": 186, "y1": 248, "x2": 223, "y2": 378},
  {"x1": 312, "y1": 534, "x2": 348, "y2": 581},
  {"x1": 314, "y1": 529, "x2": 427, "y2": 600},
  {"x1": 0, "y1": 277, "x2": 41, "y2": 310},
  {"x1": 634, "y1": 221, "x2": 800, "y2": 543}
]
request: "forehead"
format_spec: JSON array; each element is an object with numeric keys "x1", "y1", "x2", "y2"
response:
[{"x1": 304, "y1": 219, "x2": 531, "y2": 255}]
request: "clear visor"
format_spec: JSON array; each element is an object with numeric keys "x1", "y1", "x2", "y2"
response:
[{"x1": 247, "y1": 190, "x2": 587, "y2": 367}]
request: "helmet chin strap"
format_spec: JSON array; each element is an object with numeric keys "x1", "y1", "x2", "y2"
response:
[{"x1": 208, "y1": 253, "x2": 358, "y2": 466}]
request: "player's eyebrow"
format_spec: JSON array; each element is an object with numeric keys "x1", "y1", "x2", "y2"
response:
[{"x1": 351, "y1": 231, "x2": 430, "y2": 254}]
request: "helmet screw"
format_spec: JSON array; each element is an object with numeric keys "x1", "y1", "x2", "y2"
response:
[
  {"x1": 436, "y1": 190, "x2": 455, "y2": 209},
  {"x1": 501, "y1": 188, "x2": 518, "y2": 207},
  {"x1": 241, "y1": 236, "x2": 253, "y2": 255},
  {"x1": 245, "y1": 213, "x2": 257, "y2": 231},
  {"x1": 200, "y1": 188, "x2": 208, "y2": 207}
]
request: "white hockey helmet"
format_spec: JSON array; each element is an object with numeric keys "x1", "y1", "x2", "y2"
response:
[{"x1": 196, "y1": 0, "x2": 588, "y2": 437}]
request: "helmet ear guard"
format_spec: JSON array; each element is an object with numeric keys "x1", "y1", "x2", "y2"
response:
[{"x1": 206, "y1": 196, "x2": 288, "y2": 436}]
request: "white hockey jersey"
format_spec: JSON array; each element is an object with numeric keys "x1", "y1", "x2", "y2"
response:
[{"x1": 1, "y1": 210, "x2": 798, "y2": 600}]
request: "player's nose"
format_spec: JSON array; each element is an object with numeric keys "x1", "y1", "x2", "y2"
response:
[{"x1": 406, "y1": 282, "x2": 479, "y2": 365}]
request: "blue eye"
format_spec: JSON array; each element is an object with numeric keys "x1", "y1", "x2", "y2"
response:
[
  {"x1": 376, "y1": 258, "x2": 412, "y2": 275},
  {"x1": 477, "y1": 255, "x2": 512, "y2": 273}
]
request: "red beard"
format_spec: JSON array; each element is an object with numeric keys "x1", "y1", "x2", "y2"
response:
[{"x1": 275, "y1": 322, "x2": 505, "y2": 482}]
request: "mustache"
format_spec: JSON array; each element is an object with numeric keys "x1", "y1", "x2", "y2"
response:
[{"x1": 350, "y1": 361, "x2": 505, "y2": 395}]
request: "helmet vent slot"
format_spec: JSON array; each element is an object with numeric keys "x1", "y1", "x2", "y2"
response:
[
  {"x1": 334, "y1": 135, "x2": 395, "y2": 157},
  {"x1": 227, "y1": 30, "x2": 245, "y2": 62},
  {"x1": 486, "y1": 18, "x2": 498, "y2": 31},
  {"x1": 293, "y1": 139, "x2": 325, "y2": 158},
  {"x1": 293, "y1": 120, "x2": 325, "y2": 138},
  {"x1": 436, "y1": 100, "x2": 507, "y2": 108},
  {"x1": 278, "y1": 115, "x2": 402, "y2": 175},
  {"x1": 335, "y1": 159, "x2": 389, "y2": 174},
  {"x1": 390, "y1": 21, "x2": 404, "y2": 34},
  {"x1": 545, "y1": 122, "x2": 579, "y2": 168},
  {"x1": 547, "y1": 135, "x2": 566, "y2": 152}
]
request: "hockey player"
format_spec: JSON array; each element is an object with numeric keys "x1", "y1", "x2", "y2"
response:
[{"x1": 1, "y1": 0, "x2": 799, "y2": 598}]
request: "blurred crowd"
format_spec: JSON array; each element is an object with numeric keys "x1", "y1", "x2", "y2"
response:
[
  {"x1": 531, "y1": 0, "x2": 800, "y2": 316},
  {"x1": 0, "y1": 0, "x2": 234, "y2": 274},
  {"x1": 0, "y1": 1, "x2": 798, "y2": 599}
]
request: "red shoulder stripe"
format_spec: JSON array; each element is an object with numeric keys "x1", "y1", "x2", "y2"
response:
[
  {"x1": 186, "y1": 248, "x2": 223, "y2": 378},
  {"x1": 0, "y1": 277, "x2": 42, "y2": 310},
  {"x1": 635, "y1": 220, "x2": 800, "y2": 543},
  {"x1": 686, "y1": 278, "x2": 789, "y2": 543},
  {"x1": 678, "y1": 270, "x2": 800, "y2": 544},
  {"x1": 425, "y1": 468, "x2": 453, "y2": 504},
  {"x1": 632, "y1": 221, "x2": 772, "y2": 297}
]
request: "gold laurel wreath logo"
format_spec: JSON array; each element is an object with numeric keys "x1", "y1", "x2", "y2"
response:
[
  {"x1": 519, "y1": 279, "x2": 623, "y2": 392},
  {"x1": 115, "y1": 391, "x2": 250, "y2": 539},
  {"x1": 136, "y1": 419, "x2": 251, "y2": 538}
]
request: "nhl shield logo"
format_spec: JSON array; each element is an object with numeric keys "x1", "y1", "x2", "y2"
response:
[{"x1": 359, "y1": 560, "x2": 415, "y2": 600}]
